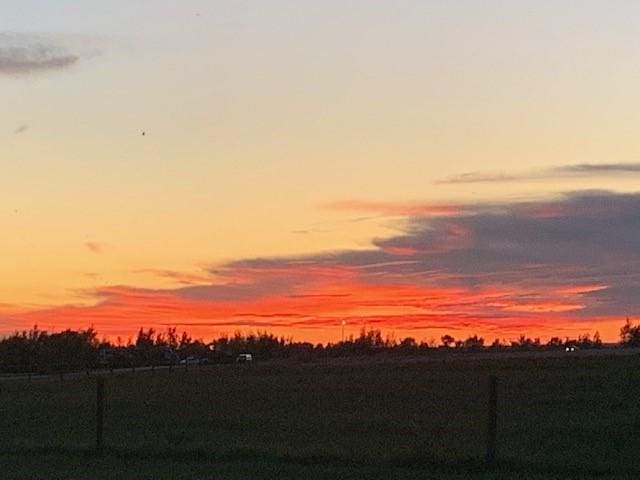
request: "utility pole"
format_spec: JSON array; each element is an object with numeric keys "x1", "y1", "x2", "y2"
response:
[
  {"x1": 96, "y1": 376, "x2": 105, "y2": 449},
  {"x1": 486, "y1": 376, "x2": 498, "y2": 469}
]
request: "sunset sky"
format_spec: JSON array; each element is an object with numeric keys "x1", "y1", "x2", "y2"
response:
[{"x1": 2, "y1": 1, "x2": 640, "y2": 343}]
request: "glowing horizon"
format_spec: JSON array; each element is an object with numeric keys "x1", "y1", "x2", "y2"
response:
[{"x1": 3, "y1": 191, "x2": 638, "y2": 345}]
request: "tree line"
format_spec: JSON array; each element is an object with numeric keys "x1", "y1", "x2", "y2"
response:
[{"x1": 0, "y1": 319, "x2": 638, "y2": 373}]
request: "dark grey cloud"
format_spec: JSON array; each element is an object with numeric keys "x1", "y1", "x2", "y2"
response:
[
  {"x1": 438, "y1": 163, "x2": 640, "y2": 184},
  {"x1": 189, "y1": 191, "x2": 640, "y2": 320},
  {"x1": 0, "y1": 33, "x2": 80, "y2": 75},
  {"x1": 558, "y1": 163, "x2": 640, "y2": 174}
]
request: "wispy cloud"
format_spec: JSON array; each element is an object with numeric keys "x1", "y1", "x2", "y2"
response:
[
  {"x1": 0, "y1": 33, "x2": 82, "y2": 75},
  {"x1": 13, "y1": 125, "x2": 28, "y2": 134},
  {"x1": 289, "y1": 227, "x2": 330, "y2": 235},
  {"x1": 324, "y1": 200, "x2": 462, "y2": 217},
  {"x1": 438, "y1": 162, "x2": 640, "y2": 184},
  {"x1": 133, "y1": 268, "x2": 212, "y2": 285},
  {"x1": 557, "y1": 163, "x2": 640, "y2": 174}
]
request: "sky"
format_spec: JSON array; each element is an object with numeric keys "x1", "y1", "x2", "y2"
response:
[{"x1": 2, "y1": 1, "x2": 640, "y2": 344}]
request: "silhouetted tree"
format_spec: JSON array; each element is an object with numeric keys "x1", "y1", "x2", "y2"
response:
[
  {"x1": 0, "y1": 321, "x2": 627, "y2": 374},
  {"x1": 546, "y1": 337, "x2": 564, "y2": 349},
  {"x1": 511, "y1": 335, "x2": 540, "y2": 350},
  {"x1": 620, "y1": 318, "x2": 640, "y2": 347},
  {"x1": 463, "y1": 335, "x2": 484, "y2": 350},
  {"x1": 398, "y1": 337, "x2": 418, "y2": 353},
  {"x1": 440, "y1": 334, "x2": 455, "y2": 348},
  {"x1": 593, "y1": 331, "x2": 602, "y2": 348}
]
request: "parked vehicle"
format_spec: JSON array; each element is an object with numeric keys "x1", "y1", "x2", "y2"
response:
[
  {"x1": 235, "y1": 353, "x2": 253, "y2": 363},
  {"x1": 179, "y1": 355, "x2": 207, "y2": 365}
]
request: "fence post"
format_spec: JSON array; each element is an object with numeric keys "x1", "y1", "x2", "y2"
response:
[
  {"x1": 96, "y1": 376, "x2": 105, "y2": 448},
  {"x1": 486, "y1": 375, "x2": 498, "y2": 469}
]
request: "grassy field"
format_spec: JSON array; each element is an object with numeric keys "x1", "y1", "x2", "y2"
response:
[{"x1": 1, "y1": 352, "x2": 640, "y2": 479}]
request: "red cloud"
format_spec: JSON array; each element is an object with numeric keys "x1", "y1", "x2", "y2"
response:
[{"x1": 2, "y1": 276, "x2": 617, "y2": 344}]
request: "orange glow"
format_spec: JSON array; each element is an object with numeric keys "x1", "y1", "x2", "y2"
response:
[{"x1": 0, "y1": 273, "x2": 624, "y2": 344}]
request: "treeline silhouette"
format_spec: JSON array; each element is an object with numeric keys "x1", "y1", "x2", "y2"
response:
[{"x1": 0, "y1": 319, "x2": 638, "y2": 374}]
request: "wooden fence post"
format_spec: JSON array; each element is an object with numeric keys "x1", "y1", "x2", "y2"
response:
[
  {"x1": 486, "y1": 375, "x2": 498, "y2": 469},
  {"x1": 96, "y1": 376, "x2": 105, "y2": 448}
]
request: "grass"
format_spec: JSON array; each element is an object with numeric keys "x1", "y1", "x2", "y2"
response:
[{"x1": 1, "y1": 352, "x2": 640, "y2": 478}]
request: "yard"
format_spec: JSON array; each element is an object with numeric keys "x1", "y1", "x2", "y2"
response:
[{"x1": 1, "y1": 351, "x2": 638, "y2": 479}]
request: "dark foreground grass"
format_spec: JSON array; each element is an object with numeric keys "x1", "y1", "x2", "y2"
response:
[
  {"x1": 3, "y1": 451, "x2": 599, "y2": 480},
  {"x1": 4, "y1": 449, "x2": 630, "y2": 480},
  {"x1": 1, "y1": 352, "x2": 640, "y2": 478}
]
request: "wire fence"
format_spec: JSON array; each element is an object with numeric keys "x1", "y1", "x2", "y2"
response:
[{"x1": 0, "y1": 359, "x2": 209, "y2": 381}]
